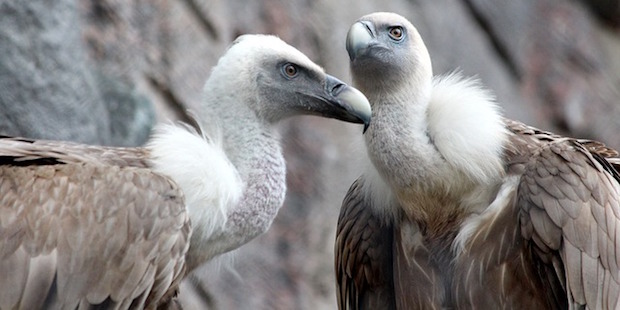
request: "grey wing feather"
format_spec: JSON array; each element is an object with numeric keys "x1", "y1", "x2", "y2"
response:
[
  {"x1": 0, "y1": 137, "x2": 190, "y2": 309},
  {"x1": 335, "y1": 178, "x2": 396, "y2": 310},
  {"x1": 513, "y1": 122, "x2": 620, "y2": 309}
]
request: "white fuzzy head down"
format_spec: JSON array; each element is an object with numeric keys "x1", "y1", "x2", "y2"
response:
[
  {"x1": 226, "y1": 35, "x2": 322, "y2": 71},
  {"x1": 147, "y1": 123, "x2": 243, "y2": 242},
  {"x1": 427, "y1": 72, "x2": 508, "y2": 185},
  {"x1": 203, "y1": 34, "x2": 324, "y2": 98}
]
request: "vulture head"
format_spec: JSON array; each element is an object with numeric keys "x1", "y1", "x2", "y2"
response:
[
  {"x1": 204, "y1": 34, "x2": 371, "y2": 129},
  {"x1": 346, "y1": 12, "x2": 432, "y2": 95}
]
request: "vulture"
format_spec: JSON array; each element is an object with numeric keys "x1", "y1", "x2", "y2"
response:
[
  {"x1": 335, "y1": 12, "x2": 620, "y2": 309},
  {"x1": 0, "y1": 34, "x2": 371, "y2": 309}
]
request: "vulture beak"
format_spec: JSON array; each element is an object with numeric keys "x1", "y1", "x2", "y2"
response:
[
  {"x1": 346, "y1": 21, "x2": 375, "y2": 61},
  {"x1": 308, "y1": 74, "x2": 371, "y2": 133},
  {"x1": 325, "y1": 74, "x2": 372, "y2": 133}
]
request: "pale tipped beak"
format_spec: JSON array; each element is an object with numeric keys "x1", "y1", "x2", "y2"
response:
[
  {"x1": 346, "y1": 21, "x2": 374, "y2": 61},
  {"x1": 296, "y1": 74, "x2": 371, "y2": 133},
  {"x1": 324, "y1": 74, "x2": 371, "y2": 133},
  {"x1": 336, "y1": 85, "x2": 371, "y2": 133}
]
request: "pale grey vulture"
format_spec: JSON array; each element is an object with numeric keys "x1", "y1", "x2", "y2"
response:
[
  {"x1": 0, "y1": 34, "x2": 371, "y2": 310},
  {"x1": 335, "y1": 12, "x2": 620, "y2": 309}
]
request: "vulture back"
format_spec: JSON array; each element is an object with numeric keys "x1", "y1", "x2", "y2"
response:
[{"x1": 0, "y1": 136, "x2": 190, "y2": 309}]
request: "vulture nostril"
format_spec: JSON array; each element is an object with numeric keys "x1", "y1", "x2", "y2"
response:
[
  {"x1": 331, "y1": 83, "x2": 346, "y2": 96},
  {"x1": 364, "y1": 22, "x2": 373, "y2": 35}
]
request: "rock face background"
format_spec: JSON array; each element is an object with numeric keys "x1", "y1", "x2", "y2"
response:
[{"x1": 1, "y1": 0, "x2": 618, "y2": 309}]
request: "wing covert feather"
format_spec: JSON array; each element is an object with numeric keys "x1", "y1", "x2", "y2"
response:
[
  {"x1": 0, "y1": 161, "x2": 190, "y2": 309},
  {"x1": 0, "y1": 136, "x2": 151, "y2": 168},
  {"x1": 518, "y1": 137, "x2": 620, "y2": 309}
]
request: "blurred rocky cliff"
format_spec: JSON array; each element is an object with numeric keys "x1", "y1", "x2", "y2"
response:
[{"x1": 1, "y1": 0, "x2": 618, "y2": 309}]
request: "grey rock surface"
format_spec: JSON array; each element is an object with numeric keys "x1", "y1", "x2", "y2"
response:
[
  {"x1": 95, "y1": 72, "x2": 155, "y2": 146},
  {"x1": 0, "y1": 0, "x2": 110, "y2": 144},
  {"x1": 0, "y1": 0, "x2": 154, "y2": 146}
]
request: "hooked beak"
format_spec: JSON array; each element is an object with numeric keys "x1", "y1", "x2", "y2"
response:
[
  {"x1": 317, "y1": 74, "x2": 371, "y2": 133},
  {"x1": 297, "y1": 73, "x2": 370, "y2": 133},
  {"x1": 346, "y1": 21, "x2": 375, "y2": 61}
]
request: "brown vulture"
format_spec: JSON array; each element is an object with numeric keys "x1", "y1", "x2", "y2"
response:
[{"x1": 336, "y1": 12, "x2": 620, "y2": 309}]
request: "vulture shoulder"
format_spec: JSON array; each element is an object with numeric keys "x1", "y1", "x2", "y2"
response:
[
  {"x1": 0, "y1": 136, "x2": 191, "y2": 309},
  {"x1": 335, "y1": 177, "x2": 396, "y2": 310},
  {"x1": 454, "y1": 119, "x2": 620, "y2": 309}
]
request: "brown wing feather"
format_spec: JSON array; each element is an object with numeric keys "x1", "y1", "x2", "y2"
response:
[
  {"x1": 518, "y1": 139, "x2": 620, "y2": 309},
  {"x1": 451, "y1": 120, "x2": 620, "y2": 309},
  {"x1": 0, "y1": 135, "x2": 151, "y2": 167},
  {"x1": 452, "y1": 175, "x2": 561, "y2": 309},
  {"x1": 507, "y1": 120, "x2": 620, "y2": 309},
  {"x1": 0, "y1": 137, "x2": 190, "y2": 309},
  {"x1": 335, "y1": 178, "x2": 396, "y2": 310},
  {"x1": 393, "y1": 218, "x2": 444, "y2": 309}
]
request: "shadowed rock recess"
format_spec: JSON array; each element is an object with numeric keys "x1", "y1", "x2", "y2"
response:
[{"x1": 1, "y1": 0, "x2": 618, "y2": 309}]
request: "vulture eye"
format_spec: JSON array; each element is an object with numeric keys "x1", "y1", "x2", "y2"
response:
[
  {"x1": 388, "y1": 26, "x2": 404, "y2": 41},
  {"x1": 282, "y1": 63, "x2": 299, "y2": 78}
]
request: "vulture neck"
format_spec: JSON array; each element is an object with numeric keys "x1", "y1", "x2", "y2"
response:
[
  {"x1": 363, "y1": 74, "x2": 507, "y2": 226},
  {"x1": 364, "y1": 79, "x2": 441, "y2": 191},
  {"x1": 364, "y1": 81, "x2": 446, "y2": 223},
  {"x1": 186, "y1": 91, "x2": 287, "y2": 272}
]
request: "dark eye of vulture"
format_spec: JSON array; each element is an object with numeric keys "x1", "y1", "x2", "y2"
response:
[
  {"x1": 282, "y1": 63, "x2": 299, "y2": 78},
  {"x1": 388, "y1": 26, "x2": 404, "y2": 41}
]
